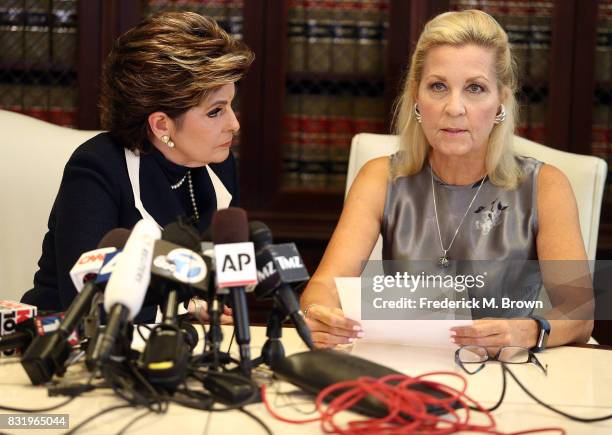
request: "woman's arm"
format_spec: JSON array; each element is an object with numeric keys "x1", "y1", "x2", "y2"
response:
[
  {"x1": 300, "y1": 157, "x2": 389, "y2": 347},
  {"x1": 533, "y1": 164, "x2": 594, "y2": 345},
  {"x1": 452, "y1": 164, "x2": 594, "y2": 350},
  {"x1": 53, "y1": 144, "x2": 122, "y2": 309}
]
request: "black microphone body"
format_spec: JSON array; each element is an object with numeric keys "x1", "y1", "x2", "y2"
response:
[
  {"x1": 212, "y1": 208, "x2": 257, "y2": 376},
  {"x1": 139, "y1": 222, "x2": 204, "y2": 389},
  {"x1": 21, "y1": 280, "x2": 103, "y2": 384},
  {"x1": 251, "y1": 224, "x2": 314, "y2": 349}
]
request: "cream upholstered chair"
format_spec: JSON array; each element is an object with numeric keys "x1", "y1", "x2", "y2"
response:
[
  {"x1": 346, "y1": 132, "x2": 608, "y2": 262},
  {"x1": 0, "y1": 110, "x2": 101, "y2": 302}
]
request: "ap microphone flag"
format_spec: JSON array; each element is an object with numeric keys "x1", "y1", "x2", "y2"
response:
[{"x1": 214, "y1": 241, "x2": 257, "y2": 289}]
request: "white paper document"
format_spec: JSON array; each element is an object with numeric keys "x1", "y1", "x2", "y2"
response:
[{"x1": 335, "y1": 277, "x2": 472, "y2": 348}]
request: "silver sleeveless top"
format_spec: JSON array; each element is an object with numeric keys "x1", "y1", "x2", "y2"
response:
[{"x1": 381, "y1": 154, "x2": 543, "y2": 318}]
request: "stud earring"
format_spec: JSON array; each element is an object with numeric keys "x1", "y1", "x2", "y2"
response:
[
  {"x1": 494, "y1": 104, "x2": 506, "y2": 124},
  {"x1": 413, "y1": 103, "x2": 422, "y2": 124},
  {"x1": 161, "y1": 135, "x2": 175, "y2": 148}
]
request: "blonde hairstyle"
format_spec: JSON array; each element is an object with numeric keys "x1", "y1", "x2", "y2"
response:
[
  {"x1": 100, "y1": 11, "x2": 254, "y2": 152},
  {"x1": 392, "y1": 9, "x2": 522, "y2": 188}
]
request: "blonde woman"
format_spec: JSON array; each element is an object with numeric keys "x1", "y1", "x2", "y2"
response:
[{"x1": 301, "y1": 10, "x2": 592, "y2": 350}]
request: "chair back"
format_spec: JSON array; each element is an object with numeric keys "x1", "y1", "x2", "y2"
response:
[
  {"x1": 346, "y1": 132, "x2": 607, "y2": 261},
  {"x1": 0, "y1": 110, "x2": 101, "y2": 302}
]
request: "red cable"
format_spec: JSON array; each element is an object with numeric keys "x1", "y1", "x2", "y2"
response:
[{"x1": 261, "y1": 371, "x2": 566, "y2": 435}]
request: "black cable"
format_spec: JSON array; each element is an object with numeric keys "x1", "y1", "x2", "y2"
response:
[
  {"x1": 238, "y1": 407, "x2": 273, "y2": 435},
  {"x1": 136, "y1": 324, "x2": 152, "y2": 343},
  {"x1": 503, "y1": 365, "x2": 612, "y2": 422},
  {"x1": 63, "y1": 404, "x2": 133, "y2": 435},
  {"x1": 116, "y1": 409, "x2": 151, "y2": 435},
  {"x1": 203, "y1": 409, "x2": 213, "y2": 435},
  {"x1": 469, "y1": 363, "x2": 507, "y2": 413},
  {"x1": 0, "y1": 397, "x2": 75, "y2": 412},
  {"x1": 227, "y1": 329, "x2": 235, "y2": 355}
]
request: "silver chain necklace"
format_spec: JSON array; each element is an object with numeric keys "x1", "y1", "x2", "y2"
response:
[
  {"x1": 430, "y1": 166, "x2": 486, "y2": 268},
  {"x1": 170, "y1": 170, "x2": 200, "y2": 222}
]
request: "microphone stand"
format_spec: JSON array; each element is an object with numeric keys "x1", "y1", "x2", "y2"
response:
[
  {"x1": 205, "y1": 292, "x2": 226, "y2": 370},
  {"x1": 252, "y1": 304, "x2": 286, "y2": 369},
  {"x1": 229, "y1": 288, "x2": 252, "y2": 377}
]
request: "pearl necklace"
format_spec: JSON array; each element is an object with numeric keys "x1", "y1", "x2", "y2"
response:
[
  {"x1": 186, "y1": 170, "x2": 200, "y2": 222},
  {"x1": 170, "y1": 170, "x2": 199, "y2": 222},
  {"x1": 170, "y1": 173, "x2": 188, "y2": 190}
]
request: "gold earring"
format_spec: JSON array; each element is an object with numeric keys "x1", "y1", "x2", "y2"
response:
[{"x1": 161, "y1": 135, "x2": 175, "y2": 148}]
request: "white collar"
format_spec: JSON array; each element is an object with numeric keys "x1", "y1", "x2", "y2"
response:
[{"x1": 124, "y1": 149, "x2": 233, "y2": 229}]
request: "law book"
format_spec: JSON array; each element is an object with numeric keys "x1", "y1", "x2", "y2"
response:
[
  {"x1": 357, "y1": 0, "x2": 386, "y2": 75},
  {"x1": 24, "y1": 1, "x2": 49, "y2": 65},
  {"x1": 331, "y1": 0, "x2": 358, "y2": 74},
  {"x1": 287, "y1": 0, "x2": 306, "y2": 73},
  {"x1": 528, "y1": 0, "x2": 552, "y2": 81},
  {"x1": 51, "y1": 0, "x2": 77, "y2": 67},
  {"x1": 305, "y1": 0, "x2": 333, "y2": 73},
  {"x1": 282, "y1": 93, "x2": 302, "y2": 189},
  {"x1": 300, "y1": 92, "x2": 329, "y2": 189},
  {"x1": 0, "y1": 4, "x2": 24, "y2": 64},
  {"x1": 504, "y1": 2, "x2": 529, "y2": 80}
]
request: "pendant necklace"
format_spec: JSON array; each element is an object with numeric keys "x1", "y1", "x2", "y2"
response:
[{"x1": 430, "y1": 166, "x2": 486, "y2": 268}]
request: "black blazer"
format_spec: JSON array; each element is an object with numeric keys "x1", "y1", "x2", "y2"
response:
[{"x1": 23, "y1": 132, "x2": 238, "y2": 312}]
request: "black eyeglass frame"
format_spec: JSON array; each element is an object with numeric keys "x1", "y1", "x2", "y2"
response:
[{"x1": 454, "y1": 345, "x2": 548, "y2": 375}]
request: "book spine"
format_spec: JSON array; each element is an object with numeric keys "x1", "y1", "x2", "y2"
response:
[
  {"x1": 52, "y1": 0, "x2": 77, "y2": 67},
  {"x1": 287, "y1": 0, "x2": 306, "y2": 73},
  {"x1": 528, "y1": 0, "x2": 552, "y2": 81},
  {"x1": 357, "y1": 0, "x2": 385, "y2": 75},
  {"x1": 300, "y1": 92, "x2": 329, "y2": 188},
  {"x1": 283, "y1": 93, "x2": 302, "y2": 189},
  {"x1": 305, "y1": 0, "x2": 333, "y2": 73},
  {"x1": 0, "y1": 5, "x2": 25, "y2": 64},
  {"x1": 331, "y1": 0, "x2": 358, "y2": 74}
]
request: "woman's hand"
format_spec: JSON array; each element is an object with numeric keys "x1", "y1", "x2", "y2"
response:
[
  {"x1": 304, "y1": 304, "x2": 364, "y2": 348},
  {"x1": 450, "y1": 318, "x2": 539, "y2": 354},
  {"x1": 188, "y1": 298, "x2": 233, "y2": 324}
]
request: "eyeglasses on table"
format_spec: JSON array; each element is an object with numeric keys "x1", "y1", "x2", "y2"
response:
[{"x1": 455, "y1": 345, "x2": 548, "y2": 375}]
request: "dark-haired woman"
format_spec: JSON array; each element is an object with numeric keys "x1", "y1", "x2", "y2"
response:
[{"x1": 23, "y1": 12, "x2": 254, "y2": 316}]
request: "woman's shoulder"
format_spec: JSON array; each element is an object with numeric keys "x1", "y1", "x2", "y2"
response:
[
  {"x1": 356, "y1": 156, "x2": 390, "y2": 186},
  {"x1": 68, "y1": 132, "x2": 125, "y2": 170},
  {"x1": 514, "y1": 154, "x2": 543, "y2": 174}
]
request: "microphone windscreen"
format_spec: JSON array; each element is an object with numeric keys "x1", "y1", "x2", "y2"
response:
[
  {"x1": 212, "y1": 207, "x2": 248, "y2": 244},
  {"x1": 249, "y1": 221, "x2": 273, "y2": 250},
  {"x1": 200, "y1": 226, "x2": 212, "y2": 242},
  {"x1": 163, "y1": 220, "x2": 200, "y2": 250},
  {"x1": 97, "y1": 228, "x2": 131, "y2": 249}
]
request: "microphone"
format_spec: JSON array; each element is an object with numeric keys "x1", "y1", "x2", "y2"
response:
[
  {"x1": 138, "y1": 221, "x2": 207, "y2": 389},
  {"x1": 250, "y1": 221, "x2": 314, "y2": 349},
  {"x1": 89, "y1": 219, "x2": 161, "y2": 369},
  {"x1": 21, "y1": 228, "x2": 132, "y2": 385},
  {"x1": 213, "y1": 208, "x2": 257, "y2": 376},
  {"x1": 69, "y1": 247, "x2": 117, "y2": 292},
  {"x1": 0, "y1": 313, "x2": 65, "y2": 354}
]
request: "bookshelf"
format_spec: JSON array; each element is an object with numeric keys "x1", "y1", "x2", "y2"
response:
[
  {"x1": 1, "y1": 1, "x2": 611, "y2": 328},
  {"x1": 0, "y1": 0, "x2": 78, "y2": 127}
]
